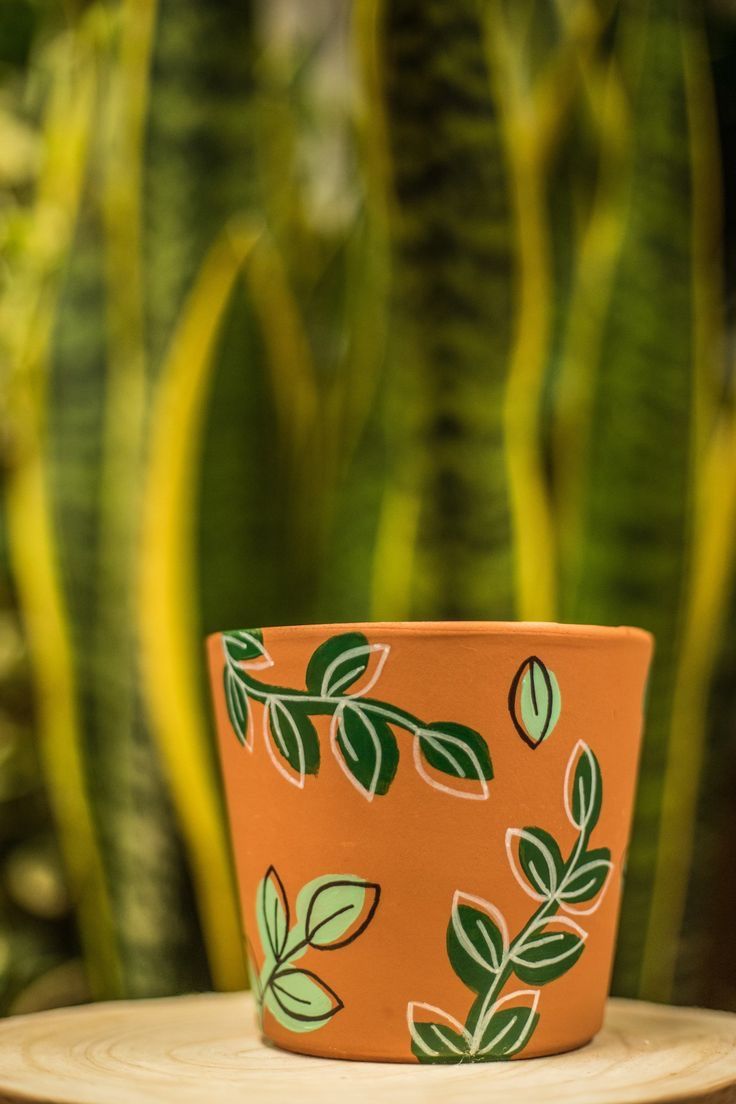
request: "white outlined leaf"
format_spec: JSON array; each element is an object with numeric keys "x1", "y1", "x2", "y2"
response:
[
  {"x1": 506, "y1": 828, "x2": 563, "y2": 901},
  {"x1": 330, "y1": 703, "x2": 398, "y2": 800},
  {"x1": 263, "y1": 699, "x2": 320, "y2": 787},
  {"x1": 306, "y1": 633, "x2": 390, "y2": 698},
  {"x1": 510, "y1": 915, "x2": 587, "y2": 983},
  {"x1": 473, "y1": 989, "x2": 540, "y2": 1058},
  {"x1": 564, "y1": 740, "x2": 602, "y2": 831},
  {"x1": 407, "y1": 1002, "x2": 471, "y2": 1060},
  {"x1": 447, "y1": 891, "x2": 509, "y2": 991},
  {"x1": 559, "y1": 851, "x2": 614, "y2": 915},
  {"x1": 222, "y1": 629, "x2": 273, "y2": 670},
  {"x1": 223, "y1": 663, "x2": 253, "y2": 749},
  {"x1": 414, "y1": 723, "x2": 493, "y2": 800}
]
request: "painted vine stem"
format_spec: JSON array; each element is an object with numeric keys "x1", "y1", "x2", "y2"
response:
[
  {"x1": 409, "y1": 741, "x2": 612, "y2": 1062},
  {"x1": 249, "y1": 866, "x2": 380, "y2": 1034},
  {"x1": 221, "y1": 629, "x2": 493, "y2": 800}
]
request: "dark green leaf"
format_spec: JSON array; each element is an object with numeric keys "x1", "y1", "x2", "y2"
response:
[
  {"x1": 511, "y1": 918, "x2": 586, "y2": 984},
  {"x1": 268, "y1": 967, "x2": 342, "y2": 1025},
  {"x1": 331, "y1": 703, "x2": 399, "y2": 798},
  {"x1": 559, "y1": 848, "x2": 612, "y2": 904},
  {"x1": 303, "y1": 877, "x2": 380, "y2": 948},
  {"x1": 509, "y1": 656, "x2": 561, "y2": 748},
  {"x1": 408, "y1": 1003, "x2": 470, "y2": 1062},
  {"x1": 265, "y1": 699, "x2": 320, "y2": 783},
  {"x1": 475, "y1": 1000, "x2": 539, "y2": 1059},
  {"x1": 416, "y1": 722, "x2": 493, "y2": 794},
  {"x1": 569, "y1": 743, "x2": 603, "y2": 831},
  {"x1": 223, "y1": 664, "x2": 250, "y2": 746},
  {"x1": 306, "y1": 632, "x2": 381, "y2": 696},
  {"x1": 516, "y1": 828, "x2": 564, "y2": 899},
  {"x1": 223, "y1": 628, "x2": 269, "y2": 665},
  {"x1": 446, "y1": 893, "x2": 506, "y2": 992}
]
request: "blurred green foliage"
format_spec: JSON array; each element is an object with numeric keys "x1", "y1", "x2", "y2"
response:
[{"x1": 0, "y1": 0, "x2": 735, "y2": 1015}]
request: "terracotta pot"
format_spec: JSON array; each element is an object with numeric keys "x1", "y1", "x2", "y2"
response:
[{"x1": 207, "y1": 621, "x2": 652, "y2": 1063}]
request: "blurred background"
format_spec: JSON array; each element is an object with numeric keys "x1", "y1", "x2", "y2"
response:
[{"x1": 0, "y1": 0, "x2": 734, "y2": 1017}]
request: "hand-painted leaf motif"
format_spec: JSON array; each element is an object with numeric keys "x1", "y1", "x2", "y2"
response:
[
  {"x1": 510, "y1": 916, "x2": 587, "y2": 984},
  {"x1": 301, "y1": 877, "x2": 380, "y2": 949},
  {"x1": 559, "y1": 848, "x2": 612, "y2": 908},
  {"x1": 267, "y1": 967, "x2": 343, "y2": 1027},
  {"x1": 447, "y1": 892, "x2": 508, "y2": 992},
  {"x1": 223, "y1": 628, "x2": 270, "y2": 666},
  {"x1": 256, "y1": 866, "x2": 289, "y2": 959},
  {"x1": 474, "y1": 991, "x2": 540, "y2": 1059},
  {"x1": 330, "y1": 703, "x2": 399, "y2": 799},
  {"x1": 305, "y1": 632, "x2": 389, "y2": 698},
  {"x1": 509, "y1": 656, "x2": 561, "y2": 748},
  {"x1": 407, "y1": 1003, "x2": 471, "y2": 1062},
  {"x1": 415, "y1": 722, "x2": 493, "y2": 798},
  {"x1": 565, "y1": 741, "x2": 603, "y2": 831},
  {"x1": 264, "y1": 699, "x2": 320, "y2": 786},
  {"x1": 507, "y1": 827, "x2": 564, "y2": 900},
  {"x1": 223, "y1": 663, "x2": 250, "y2": 746}
]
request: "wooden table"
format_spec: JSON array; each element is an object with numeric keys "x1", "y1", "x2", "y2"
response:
[{"x1": 0, "y1": 992, "x2": 734, "y2": 1104}]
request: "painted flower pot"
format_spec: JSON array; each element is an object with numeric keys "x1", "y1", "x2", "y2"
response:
[{"x1": 207, "y1": 621, "x2": 652, "y2": 1064}]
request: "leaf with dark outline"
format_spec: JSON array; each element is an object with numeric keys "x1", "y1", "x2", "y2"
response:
[
  {"x1": 269, "y1": 967, "x2": 343, "y2": 1024},
  {"x1": 508, "y1": 656, "x2": 561, "y2": 748},
  {"x1": 257, "y1": 866, "x2": 290, "y2": 959},
  {"x1": 304, "y1": 878, "x2": 380, "y2": 949}
]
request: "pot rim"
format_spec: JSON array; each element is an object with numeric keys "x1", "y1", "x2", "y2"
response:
[{"x1": 207, "y1": 620, "x2": 653, "y2": 648}]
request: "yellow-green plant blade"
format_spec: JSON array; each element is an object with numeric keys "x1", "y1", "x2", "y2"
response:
[
  {"x1": 139, "y1": 227, "x2": 255, "y2": 991},
  {"x1": 1, "y1": 12, "x2": 122, "y2": 997},
  {"x1": 371, "y1": 0, "x2": 516, "y2": 618},
  {"x1": 557, "y1": 0, "x2": 700, "y2": 996}
]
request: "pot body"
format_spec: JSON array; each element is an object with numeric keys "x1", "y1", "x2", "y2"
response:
[{"x1": 207, "y1": 621, "x2": 652, "y2": 1063}]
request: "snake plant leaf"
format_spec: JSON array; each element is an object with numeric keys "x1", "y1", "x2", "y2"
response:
[
  {"x1": 267, "y1": 967, "x2": 343, "y2": 1029},
  {"x1": 510, "y1": 916, "x2": 587, "y2": 985},
  {"x1": 376, "y1": 0, "x2": 516, "y2": 618},
  {"x1": 302, "y1": 877, "x2": 380, "y2": 950},
  {"x1": 256, "y1": 866, "x2": 289, "y2": 960},
  {"x1": 446, "y1": 892, "x2": 507, "y2": 992},
  {"x1": 330, "y1": 703, "x2": 399, "y2": 799},
  {"x1": 509, "y1": 657, "x2": 561, "y2": 748}
]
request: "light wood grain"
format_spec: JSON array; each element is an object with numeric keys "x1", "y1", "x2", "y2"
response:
[{"x1": 0, "y1": 993, "x2": 734, "y2": 1104}]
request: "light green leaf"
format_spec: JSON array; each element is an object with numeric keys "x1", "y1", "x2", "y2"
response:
[
  {"x1": 256, "y1": 866, "x2": 289, "y2": 959},
  {"x1": 331, "y1": 703, "x2": 398, "y2": 798},
  {"x1": 510, "y1": 656, "x2": 561, "y2": 748},
  {"x1": 299, "y1": 875, "x2": 380, "y2": 949},
  {"x1": 266, "y1": 967, "x2": 342, "y2": 1031}
]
